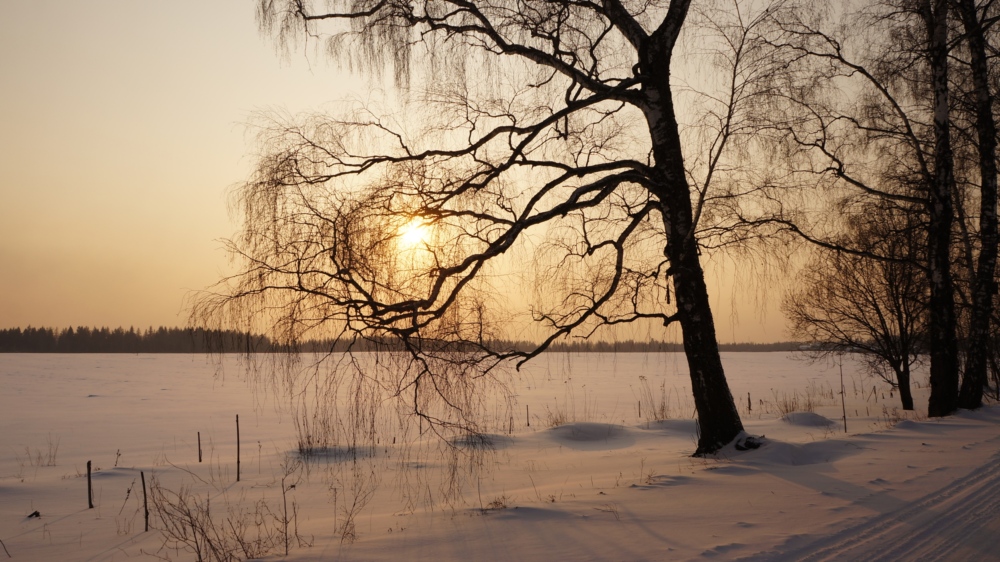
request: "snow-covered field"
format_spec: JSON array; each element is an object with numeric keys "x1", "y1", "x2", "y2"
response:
[{"x1": 2, "y1": 352, "x2": 999, "y2": 561}]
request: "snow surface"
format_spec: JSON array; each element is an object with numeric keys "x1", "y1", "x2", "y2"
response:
[{"x1": 2, "y1": 352, "x2": 999, "y2": 561}]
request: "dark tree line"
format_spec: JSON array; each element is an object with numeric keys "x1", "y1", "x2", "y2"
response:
[
  {"x1": 485, "y1": 340, "x2": 802, "y2": 353},
  {"x1": 0, "y1": 326, "x2": 801, "y2": 354},
  {"x1": 0, "y1": 326, "x2": 273, "y2": 354}
]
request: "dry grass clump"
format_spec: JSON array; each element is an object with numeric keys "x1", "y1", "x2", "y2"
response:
[
  {"x1": 637, "y1": 376, "x2": 673, "y2": 421},
  {"x1": 149, "y1": 460, "x2": 310, "y2": 561},
  {"x1": 482, "y1": 494, "x2": 511, "y2": 512},
  {"x1": 545, "y1": 404, "x2": 570, "y2": 428}
]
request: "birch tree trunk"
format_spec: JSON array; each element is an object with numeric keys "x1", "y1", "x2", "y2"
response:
[
  {"x1": 643, "y1": 3, "x2": 744, "y2": 454},
  {"x1": 923, "y1": 0, "x2": 960, "y2": 417},
  {"x1": 956, "y1": 0, "x2": 998, "y2": 411}
]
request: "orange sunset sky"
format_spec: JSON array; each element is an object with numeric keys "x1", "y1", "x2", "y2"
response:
[{"x1": 0, "y1": 0, "x2": 788, "y2": 343}]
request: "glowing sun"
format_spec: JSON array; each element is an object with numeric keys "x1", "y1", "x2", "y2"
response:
[{"x1": 398, "y1": 217, "x2": 430, "y2": 249}]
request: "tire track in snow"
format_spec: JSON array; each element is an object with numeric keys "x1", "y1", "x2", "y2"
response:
[{"x1": 743, "y1": 447, "x2": 1000, "y2": 561}]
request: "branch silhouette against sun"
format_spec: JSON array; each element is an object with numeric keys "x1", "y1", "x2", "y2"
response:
[{"x1": 193, "y1": 0, "x2": 785, "y2": 455}]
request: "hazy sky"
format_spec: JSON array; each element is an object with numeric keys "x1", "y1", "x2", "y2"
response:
[{"x1": 0, "y1": 1, "x2": 788, "y2": 342}]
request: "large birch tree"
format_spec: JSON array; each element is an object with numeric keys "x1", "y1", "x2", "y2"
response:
[{"x1": 197, "y1": 0, "x2": 774, "y2": 455}]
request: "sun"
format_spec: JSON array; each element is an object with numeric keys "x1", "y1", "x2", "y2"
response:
[{"x1": 398, "y1": 217, "x2": 429, "y2": 249}]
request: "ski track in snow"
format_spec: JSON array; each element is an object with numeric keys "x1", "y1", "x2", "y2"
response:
[{"x1": 745, "y1": 446, "x2": 1000, "y2": 561}]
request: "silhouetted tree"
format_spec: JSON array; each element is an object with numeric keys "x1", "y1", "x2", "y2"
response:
[
  {"x1": 750, "y1": 0, "x2": 1000, "y2": 416},
  {"x1": 186, "y1": 0, "x2": 798, "y2": 454},
  {"x1": 784, "y1": 203, "x2": 926, "y2": 410},
  {"x1": 954, "y1": 0, "x2": 999, "y2": 410}
]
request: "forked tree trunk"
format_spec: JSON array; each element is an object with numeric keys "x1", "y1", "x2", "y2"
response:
[
  {"x1": 642, "y1": 12, "x2": 744, "y2": 454},
  {"x1": 923, "y1": 0, "x2": 960, "y2": 417},
  {"x1": 957, "y1": 0, "x2": 998, "y2": 411}
]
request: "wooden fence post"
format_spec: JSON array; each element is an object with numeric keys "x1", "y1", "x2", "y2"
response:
[
  {"x1": 87, "y1": 460, "x2": 93, "y2": 509},
  {"x1": 236, "y1": 415, "x2": 241, "y2": 483},
  {"x1": 141, "y1": 471, "x2": 149, "y2": 532}
]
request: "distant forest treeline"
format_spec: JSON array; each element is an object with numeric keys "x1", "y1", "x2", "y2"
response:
[
  {"x1": 0, "y1": 326, "x2": 803, "y2": 353},
  {"x1": 0, "y1": 326, "x2": 272, "y2": 353}
]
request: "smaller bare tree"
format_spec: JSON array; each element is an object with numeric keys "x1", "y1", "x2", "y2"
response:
[{"x1": 784, "y1": 203, "x2": 926, "y2": 410}]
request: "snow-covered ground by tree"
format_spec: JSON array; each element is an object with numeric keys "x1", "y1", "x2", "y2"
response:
[{"x1": 2, "y1": 353, "x2": 998, "y2": 561}]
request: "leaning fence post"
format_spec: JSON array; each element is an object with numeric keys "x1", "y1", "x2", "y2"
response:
[
  {"x1": 197, "y1": 431, "x2": 202, "y2": 463},
  {"x1": 236, "y1": 415, "x2": 241, "y2": 483},
  {"x1": 840, "y1": 360, "x2": 848, "y2": 434},
  {"x1": 87, "y1": 460, "x2": 93, "y2": 509},
  {"x1": 141, "y1": 471, "x2": 149, "y2": 532}
]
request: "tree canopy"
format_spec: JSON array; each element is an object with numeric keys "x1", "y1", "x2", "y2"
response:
[{"x1": 189, "y1": 0, "x2": 794, "y2": 455}]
